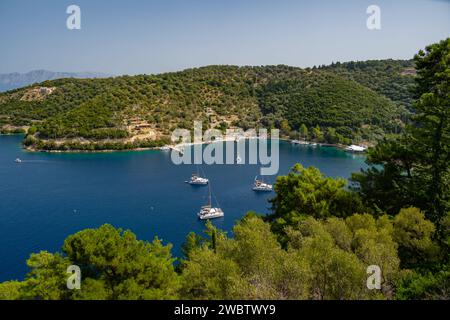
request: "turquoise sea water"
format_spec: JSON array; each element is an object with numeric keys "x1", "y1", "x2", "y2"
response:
[{"x1": 0, "y1": 135, "x2": 366, "y2": 281}]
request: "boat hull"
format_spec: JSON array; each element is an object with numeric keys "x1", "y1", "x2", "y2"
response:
[
  {"x1": 252, "y1": 187, "x2": 273, "y2": 192},
  {"x1": 198, "y1": 208, "x2": 224, "y2": 220},
  {"x1": 198, "y1": 212, "x2": 224, "y2": 220},
  {"x1": 188, "y1": 181, "x2": 209, "y2": 185}
]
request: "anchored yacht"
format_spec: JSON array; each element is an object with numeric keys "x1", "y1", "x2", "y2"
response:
[
  {"x1": 252, "y1": 176, "x2": 273, "y2": 192},
  {"x1": 197, "y1": 184, "x2": 224, "y2": 220},
  {"x1": 187, "y1": 174, "x2": 209, "y2": 185},
  {"x1": 198, "y1": 205, "x2": 224, "y2": 220},
  {"x1": 186, "y1": 167, "x2": 209, "y2": 185}
]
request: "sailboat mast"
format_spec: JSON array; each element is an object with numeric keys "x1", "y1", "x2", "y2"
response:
[{"x1": 209, "y1": 184, "x2": 212, "y2": 206}]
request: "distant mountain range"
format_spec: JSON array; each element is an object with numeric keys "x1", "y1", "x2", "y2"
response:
[{"x1": 0, "y1": 70, "x2": 110, "y2": 92}]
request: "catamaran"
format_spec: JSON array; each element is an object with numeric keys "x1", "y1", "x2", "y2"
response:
[
  {"x1": 197, "y1": 184, "x2": 224, "y2": 220},
  {"x1": 252, "y1": 176, "x2": 273, "y2": 192},
  {"x1": 186, "y1": 167, "x2": 209, "y2": 185}
]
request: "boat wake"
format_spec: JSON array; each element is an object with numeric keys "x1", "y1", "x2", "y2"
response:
[{"x1": 14, "y1": 159, "x2": 55, "y2": 164}]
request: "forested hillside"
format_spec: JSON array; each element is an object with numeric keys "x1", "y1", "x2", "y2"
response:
[
  {"x1": 0, "y1": 63, "x2": 411, "y2": 151},
  {"x1": 319, "y1": 59, "x2": 416, "y2": 110}
]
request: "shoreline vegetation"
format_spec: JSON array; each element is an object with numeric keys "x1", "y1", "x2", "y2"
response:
[
  {"x1": 0, "y1": 128, "x2": 360, "y2": 154},
  {"x1": 0, "y1": 128, "x2": 27, "y2": 135},
  {"x1": 1, "y1": 61, "x2": 414, "y2": 154},
  {"x1": 10, "y1": 134, "x2": 361, "y2": 154}
]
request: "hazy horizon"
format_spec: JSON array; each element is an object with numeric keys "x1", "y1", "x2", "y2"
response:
[{"x1": 0, "y1": 57, "x2": 417, "y2": 77}]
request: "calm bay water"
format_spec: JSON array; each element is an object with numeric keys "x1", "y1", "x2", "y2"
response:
[{"x1": 0, "y1": 135, "x2": 366, "y2": 281}]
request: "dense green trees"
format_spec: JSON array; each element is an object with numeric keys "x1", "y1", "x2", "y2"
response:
[
  {"x1": 62, "y1": 225, "x2": 180, "y2": 300},
  {"x1": 352, "y1": 38, "x2": 450, "y2": 231},
  {"x1": 268, "y1": 164, "x2": 364, "y2": 243},
  {"x1": 2, "y1": 208, "x2": 440, "y2": 300},
  {"x1": 257, "y1": 71, "x2": 403, "y2": 143},
  {"x1": 395, "y1": 264, "x2": 450, "y2": 300},
  {"x1": 172, "y1": 199, "x2": 443, "y2": 300},
  {"x1": 0, "y1": 63, "x2": 408, "y2": 150},
  {"x1": 0, "y1": 225, "x2": 180, "y2": 300},
  {"x1": 350, "y1": 38, "x2": 450, "y2": 299},
  {"x1": 393, "y1": 207, "x2": 440, "y2": 268},
  {"x1": 299, "y1": 123, "x2": 308, "y2": 141},
  {"x1": 0, "y1": 281, "x2": 23, "y2": 300},
  {"x1": 320, "y1": 59, "x2": 416, "y2": 111},
  {"x1": 25, "y1": 137, "x2": 169, "y2": 152},
  {"x1": 412, "y1": 39, "x2": 450, "y2": 227}
]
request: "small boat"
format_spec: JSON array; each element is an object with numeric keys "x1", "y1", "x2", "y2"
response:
[
  {"x1": 14, "y1": 158, "x2": 22, "y2": 163},
  {"x1": 187, "y1": 174, "x2": 209, "y2": 185},
  {"x1": 291, "y1": 140, "x2": 309, "y2": 145},
  {"x1": 186, "y1": 167, "x2": 209, "y2": 185},
  {"x1": 160, "y1": 146, "x2": 170, "y2": 151},
  {"x1": 345, "y1": 144, "x2": 367, "y2": 153},
  {"x1": 252, "y1": 176, "x2": 273, "y2": 192},
  {"x1": 197, "y1": 185, "x2": 224, "y2": 220}
]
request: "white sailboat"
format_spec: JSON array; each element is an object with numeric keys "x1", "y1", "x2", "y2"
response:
[
  {"x1": 186, "y1": 167, "x2": 209, "y2": 185},
  {"x1": 252, "y1": 175, "x2": 273, "y2": 192},
  {"x1": 197, "y1": 184, "x2": 224, "y2": 220}
]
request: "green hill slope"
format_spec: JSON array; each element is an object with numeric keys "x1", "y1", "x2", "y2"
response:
[
  {"x1": 319, "y1": 59, "x2": 416, "y2": 110},
  {"x1": 0, "y1": 64, "x2": 409, "y2": 151}
]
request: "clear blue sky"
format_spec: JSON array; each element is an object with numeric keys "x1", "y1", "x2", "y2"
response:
[{"x1": 0, "y1": 0, "x2": 449, "y2": 75}]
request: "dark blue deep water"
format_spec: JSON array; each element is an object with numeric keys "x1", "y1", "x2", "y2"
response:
[{"x1": 0, "y1": 135, "x2": 366, "y2": 281}]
